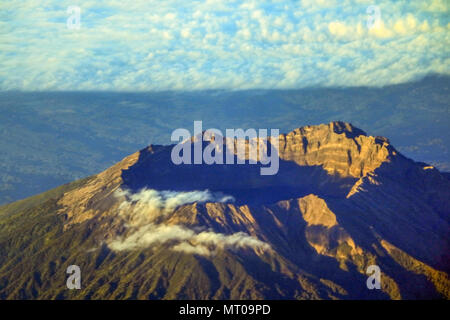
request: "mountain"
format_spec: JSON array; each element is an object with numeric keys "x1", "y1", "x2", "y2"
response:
[
  {"x1": 1, "y1": 74, "x2": 449, "y2": 205},
  {"x1": 0, "y1": 121, "x2": 449, "y2": 300}
]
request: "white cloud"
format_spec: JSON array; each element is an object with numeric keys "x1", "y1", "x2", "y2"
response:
[
  {"x1": 109, "y1": 223, "x2": 271, "y2": 255},
  {"x1": 328, "y1": 21, "x2": 349, "y2": 37},
  {"x1": 107, "y1": 188, "x2": 270, "y2": 255},
  {"x1": 0, "y1": 0, "x2": 448, "y2": 90},
  {"x1": 422, "y1": 0, "x2": 448, "y2": 13},
  {"x1": 114, "y1": 188, "x2": 234, "y2": 225}
]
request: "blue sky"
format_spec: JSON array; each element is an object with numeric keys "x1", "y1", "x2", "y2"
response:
[{"x1": 0, "y1": 0, "x2": 449, "y2": 90}]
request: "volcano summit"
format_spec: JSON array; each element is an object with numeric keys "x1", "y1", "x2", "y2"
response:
[{"x1": 0, "y1": 121, "x2": 448, "y2": 300}]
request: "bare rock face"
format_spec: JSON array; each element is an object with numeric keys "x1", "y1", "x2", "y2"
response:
[
  {"x1": 58, "y1": 150, "x2": 141, "y2": 226},
  {"x1": 278, "y1": 121, "x2": 393, "y2": 178},
  {"x1": 298, "y1": 194, "x2": 337, "y2": 228},
  {"x1": 1, "y1": 121, "x2": 448, "y2": 300}
]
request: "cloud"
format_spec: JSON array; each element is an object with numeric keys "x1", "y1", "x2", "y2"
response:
[
  {"x1": 108, "y1": 223, "x2": 271, "y2": 255},
  {"x1": 108, "y1": 188, "x2": 270, "y2": 255},
  {"x1": 422, "y1": 0, "x2": 448, "y2": 13},
  {"x1": 114, "y1": 188, "x2": 234, "y2": 224},
  {"x1": 0, "y1": 0, "x2": 448, "y2": 90}
]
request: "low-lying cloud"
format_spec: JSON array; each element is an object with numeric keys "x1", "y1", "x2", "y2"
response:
[
  {"x1": 108, "y1": 188, "x2": 270, "y2": 255},
  {"x1": 108, "y1": 223, "x2": 271, "y2": 255},
  {"x1": 114, "y1": 188, "x2": 235, "y2": 226}
]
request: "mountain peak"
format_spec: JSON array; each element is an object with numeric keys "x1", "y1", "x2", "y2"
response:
[
  {"x1": 290, "y1": 121, "x2": 367, "y2": 139},
  {"x1": 279, "y1": 121, "x2": 393, "y2": 178}
]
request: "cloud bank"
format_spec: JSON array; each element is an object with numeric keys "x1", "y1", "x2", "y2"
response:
[
  {"x1": 0, "y1": 0, "x2": 449, "y2": 90},
  {"x1": 108, "y1": 188, "x2": 270, "y2": 255}
]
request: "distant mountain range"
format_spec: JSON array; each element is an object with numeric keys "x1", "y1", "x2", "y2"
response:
[
  {"x1": 0, "y1": 122, "x2": 448, "y2": 299},
  {"x1": 0, "y1": 74, "x2": 449, "y2": 205}
]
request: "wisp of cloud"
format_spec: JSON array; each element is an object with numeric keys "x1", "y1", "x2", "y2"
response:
[{"x1": 108, "y1": 188, "x2": 270, "y2": 255}]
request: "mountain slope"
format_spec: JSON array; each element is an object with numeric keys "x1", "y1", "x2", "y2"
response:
[{"x1": 0, "y1": 121, "x2": 448, "y2": 300}]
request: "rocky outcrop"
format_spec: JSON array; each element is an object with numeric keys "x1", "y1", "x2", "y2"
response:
[{"x1": 277, "y1": 122, "x2": 394, "y2": 178}]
